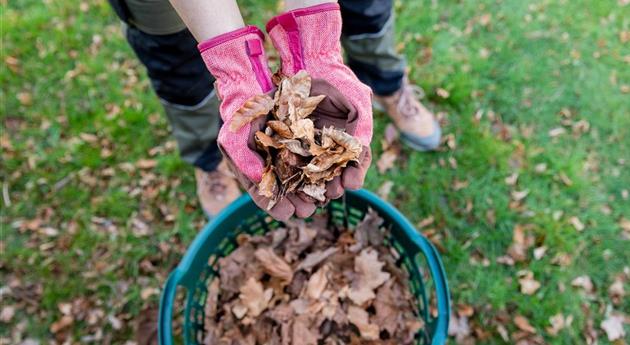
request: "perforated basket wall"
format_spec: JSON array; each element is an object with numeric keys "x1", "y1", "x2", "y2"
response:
[{"x1": 159, "y1": 190, "x2": 449, "y2": 345}]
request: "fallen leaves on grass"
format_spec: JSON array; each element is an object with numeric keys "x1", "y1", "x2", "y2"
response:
[
  {"x1": 203, "y1": 210, "x2": 422, "y2": 344},
  {"x1": 376, "y1": 123, "x2": 400, "y2": 174},
  {"x1": 448, "y1": 312, "x2": 472, "y2": 343},
  {"x1": 571, "y1": 275, "x2": 595, "y2": 294},
  {"x1": 569, "y1": 216, "x2": 585, "y2": 231},
  {"x1": 600, "y1": 313, "x2": 626, "y2": 341},
  {"x1": 546, "y1": 313, "x2": 573, "y2": 336},
  {"x1": 17, "y1": 91, "x2": 32, "y2": 106},
  {"x1": 514, "y1": 315, "x2": 536, "y2": 333},
  {"x1": 507, "y1": 224, "x2": 535, "y2": 263},
  {"x1": 608, "y1": 276, "x2": 626, "y2": 305},
  {"x1": 518, "y1": 270, "x2": 541, "y2": 295}
]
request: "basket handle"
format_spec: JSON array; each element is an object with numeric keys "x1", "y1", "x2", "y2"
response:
[
  {"x1": 158, "y1": 269, "x2": 182, "y2": 345},
  {"x1": 414, "y1": 235, "x2": 450, "y2": 345}
]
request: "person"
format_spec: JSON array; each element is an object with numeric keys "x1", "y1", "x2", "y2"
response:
[{"x1": 107, "y1": 0, "x2": 441, "y2": 220}]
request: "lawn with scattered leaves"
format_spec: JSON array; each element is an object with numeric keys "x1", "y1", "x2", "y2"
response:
[{"x1": 2, "y1": 0, "x2": 629, "y2": 344}]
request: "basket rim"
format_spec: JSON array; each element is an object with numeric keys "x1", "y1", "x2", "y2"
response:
[{"x1": 158, "y1": 189, "x2": 450, "y2": 345}]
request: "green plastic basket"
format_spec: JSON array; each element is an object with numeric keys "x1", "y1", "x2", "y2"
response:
[{"x1": 159, "y1": 189, "x2": 450, "y2": 345}]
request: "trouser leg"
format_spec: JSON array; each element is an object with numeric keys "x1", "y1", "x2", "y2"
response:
[
  {"x1": 108, "y1": 0, "x2": 222, "y2": 172},
  {"x1": 339, "y1": 0, "x2": 406, "y2": 96}
]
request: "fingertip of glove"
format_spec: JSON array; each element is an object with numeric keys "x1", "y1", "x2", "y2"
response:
[
  {"x1": 325, "y1": 177, "x2": 344, "y2": 199},
  {"x1": 287, "y1": 194, "x2": 317, "y2": 218},
  {"x1": 341, "y1": 166, "x2": 365, "y2": 190},
  {"x1": 269, "y1": 198, "x2": 295, "y2": 222}
]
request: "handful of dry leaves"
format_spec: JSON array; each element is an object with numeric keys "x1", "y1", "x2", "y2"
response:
[
  {"x1": 203, "y1": 210, "x2": 423, "y2": 345},
  {"x1": 231, "y1": 71, "x2": 362, "y2": 208}
]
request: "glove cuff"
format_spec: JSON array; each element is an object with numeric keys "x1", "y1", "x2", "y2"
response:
[
  {"x1": 198, "y1": 25, "x2": 273, "y2": 96},
  {"x1": 266, "y1": 3, "x2": 343, "y2": 75}
]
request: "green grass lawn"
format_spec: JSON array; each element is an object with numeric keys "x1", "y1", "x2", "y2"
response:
[{"x1": 2, "y1": 0, "x2": 629, "y2": 343}]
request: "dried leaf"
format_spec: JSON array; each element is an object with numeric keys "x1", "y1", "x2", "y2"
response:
[
  {"x1": 600, "y1": 313, "x2": 625, "y2": 341},
  {"x1": 372, "y1": 280, "x2": 402, "y2": 335},
  {"x1": 569, "y1": 216, "x2": 585, "y2": 231},
  {"x1": 305, "y1": 265, "x2": 328, "y2": 299},
  {"x1": 546, "y1": 313, "x2": 572, "y2": 336},
  {"x1": 239, "y1": 277, "x2": 273, "y2": 317},
  {"x1": 448, "y1": 313, "x2": 472, "y2": 342},
  {"x1": 258, "y1": 166, "x2": 278, "y2": 199},
  {"x1": 290, "y1": 118, "x2": 315, "y2": 143},
  {"x1": 377, "y1": 148, "x2": 398, "y2": 174},
  {"x1": 297, "y1": 95, "x2": 326, "y2": 119},
  {"x1": 255, "y1": 131, "x2": 283, "y2": 149},
  {"x1": 292, "y1": 315, "x2": 320, "y2": 345},
  {"x1": 518, "y1": 270, "x2": 541, "y2": 295},
  {"x1": 280, "y1": 139, "x2": 311, "y2": 157},
  {"x1": 267, "y1": 120, "x2": 293, "y2": 138},
  {"x1": 514, "y1": 315, "x2": 536, "y2": 333},
  {"x1": 347, "y1": 305, "x2": 380, "y2": 340},
  {"x1": 377, "y1": 180, "x2": 394, "y2": 200},
  {"x1": 297, "y1": 247, "x2": 338, "y2": 271},
  {"x1": 230, "y1": 94, "x2": 274, "y2": 132},
  {"x1": 286, "y1": 70, "x2": 312, "y2": 99},
  {"x1": 254, "y1": 248, "x2": 293, "y2": 283},
  {"x1": 571, "y1": 275, "x2": 594, "y2": 293},
  {"x1": 204, "y1": 279, "x2": 220, "y2": 320},
  {"x1": 348, "y1": 248, "x2": 390, "y2": 305},
  {"x1": 301, "y1": 183, "x2": 326, "y2": 202}
]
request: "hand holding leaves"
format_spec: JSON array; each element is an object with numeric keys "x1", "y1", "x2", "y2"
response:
[{"x1": 230, "y1": 71, "x2": 367, "y2": 214}]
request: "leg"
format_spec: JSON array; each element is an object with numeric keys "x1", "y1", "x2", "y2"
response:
[
  {"x1": 125, "y1": 28, "x2": 224, "y2": 171},
  {"x1": 108, "y1": 0, "x2": 240, "y2": 215},
  {"x1": 339, "y1": 0, "x2": 442, "y2": 151},
  {"x1": 339, "y1": 0, "x2": 405, "y2": 96}
]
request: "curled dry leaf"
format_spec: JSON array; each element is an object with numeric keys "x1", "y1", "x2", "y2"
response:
[
  {"x1": 258, "y1": 166, "x2": 278, "y2": 200},
  {"x1": 238, "y1": 277, "x2": 273, "y2": 317},
  {"x1": 254, "y1": 248, "x2": 293, "y2": 283},
  {"x1": 230, "y1": 94, "x2": 274, "y2": 132},
  {"x1": 267, "y1": 120, "x2": 293, "y2": 138},
  {"x1": 255, "y1": 131, "x2": 282, "y2": 149},
  {"x1": 297, "y1": 247, "x2": 338, "y2": 271}
]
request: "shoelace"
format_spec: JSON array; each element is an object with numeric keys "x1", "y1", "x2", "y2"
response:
[{"x1": 397, "y1": 83, "x2": 426, "y2": 119}]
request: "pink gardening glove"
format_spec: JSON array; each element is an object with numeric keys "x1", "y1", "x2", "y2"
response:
[
  {"x1": 198, "y1": 26, "x2": 316, "y2": 220},
  {"x1": 266, "y1": 3, "x2": 373, "y2": 200}
]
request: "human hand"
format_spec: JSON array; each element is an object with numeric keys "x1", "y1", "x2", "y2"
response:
[
  {"x1": 266, "y1": 3, "x2": 373, "y2": 198},
  {"x1": 198, "y1": 26, "x2": 317, "y2": 220}
]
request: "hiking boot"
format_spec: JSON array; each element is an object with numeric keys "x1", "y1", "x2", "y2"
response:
[
  {"x1": 374, "y1": 79, "x2": 442, "y2": 151},
  {"x1": 195, "y1": 160, "x2": 242, "y2": 217}
]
